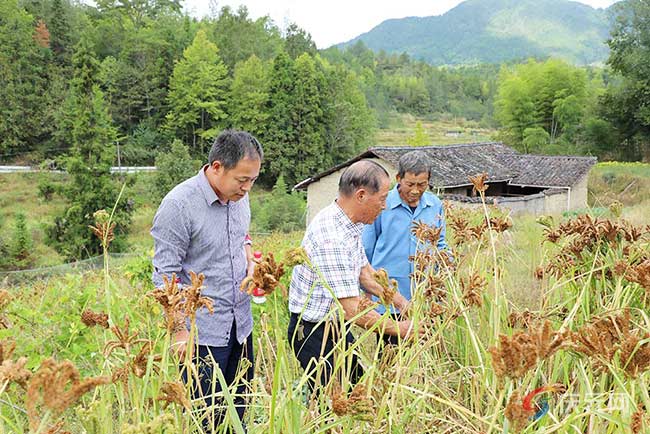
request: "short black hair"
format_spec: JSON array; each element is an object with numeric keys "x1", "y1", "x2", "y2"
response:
[
  {"x1": 339, "y1": 160, "x2": 389, "y2": 196},
  {"x1": 208, "y1": 130, "x2": 264, "y2": 170},
  {"x1": 397, "y1": 150, "x2": 430, "y2": 178}
]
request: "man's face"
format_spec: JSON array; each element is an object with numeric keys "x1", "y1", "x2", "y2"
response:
[
  {"x1": 397, "y1": 171, "x2": 430, "y2": 207},
  {"x1": 212, "y1": 157, "x2": 261, "y2": 202},
  {"x1": 358, "y1": 177, "x2": 390, "y2": 224}
]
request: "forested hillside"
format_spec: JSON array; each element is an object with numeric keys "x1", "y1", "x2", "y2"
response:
[
  {"x1": 1, "y1": 0, "x2": 649, "y2": 175},
  {"x1": 340, "y1": 0, "x2": 612, "y2": 65}
]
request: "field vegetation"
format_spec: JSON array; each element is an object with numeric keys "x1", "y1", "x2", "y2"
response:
[{"x1": 1, "y1": 166, "x2": 650, "y2": 433}]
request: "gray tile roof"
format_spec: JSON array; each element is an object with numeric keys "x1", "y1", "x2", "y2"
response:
[
  {"x1": 370, "y1": 142, "x2": 519, "y2": 188},
  {"x1": 294, "y1": 142, "x2": 597, "y2": 190},
  {"x1": 496, "y1": 153, "x2": 597, "y2": 187}
]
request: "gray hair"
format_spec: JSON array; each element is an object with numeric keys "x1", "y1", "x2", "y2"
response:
[
  {"x1": 397, "y1": 150, "x2": 430, "y2": 178},
  {"x1": 339, "y1": 160, "x2": 389, "y2": 197},
  {"x1": 208, "y1": 130, "x2": 264, "y2": 169}
]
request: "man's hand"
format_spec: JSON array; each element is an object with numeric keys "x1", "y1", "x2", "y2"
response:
[
  {"x1": 393, "y1": 293, "x2": 410, "y2": 318},
  {"x1": 171, "y1": 329, "x2": 192, "y2": 360},
  {"x1": 396, "y1": 319, "x2": 425, "y2": 340},
  {"x1": 397, "y1": 301, "x2": 411, "y2": 319}
]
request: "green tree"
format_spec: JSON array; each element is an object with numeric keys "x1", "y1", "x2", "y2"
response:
[
  {"x1": 407, "y1": 121, "x2": 430, "y2": 147},
  {"x1": 8, "y1": 213, "x2": 34, "y2": 269},
  {"x1": 285, "y1": 23, "x2": 317, "y2": 59},
  {"x1": 552, "y1": 95, "x2": 583, "y2": 138},
  {"x1": 165, "y1": 29, "x2": 229, "y2": 154},
  {"x1": 522, "y1": 127, "x2": 550, "y2": 154},
  {"x1": 0, "y1": 0, "x2": 51, "y2": 158},
  {"x1": 261, "y1": 51, "x2": 293, "y2": 185},
  {"x1": 262, "y1": 52, "x2": 326, "y2": 187},
  {"x1": 47, "y1": 37, "x2": 133, "y2": 260},
  {"x1": 253, "y1": 175, "x2": 306, "y2": 233},
  {"x1": 288, "y1": 53, "x2": 326, "y2": 184},
  {"x1": 210, "y1": 5, "x2": 283, "y2": 70},
  {"x1": 579, "y1": 118, "x2": 619, "y2": 157},
  {"x1": 321, "y1": 63, "x2": 375, "y2": 161},
  {"x1": 228, "y1": 55, "x2": 270, "y2": 138},
  {"x1": 48, "y1": 0, "x2": 74, "y2": 65},
  {"x1": 601, "y1": 0, "x2": 650, "y2": 160},
  {"x1": 153, "y1": 139, "x2": 200, "y2": 199},
  {"x1": 96, "y1": 0, "x2": 182, "y2": 29},
  {"x1": 494, "y1": 59, "x2": 589, "y2": 152}
]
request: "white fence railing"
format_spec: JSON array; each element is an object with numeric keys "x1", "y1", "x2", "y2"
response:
[{"x1": 0, "y1": 166, "x2": 157, "y2": 174}]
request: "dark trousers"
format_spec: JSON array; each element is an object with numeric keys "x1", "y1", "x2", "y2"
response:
[
  {"x1": 288, "y1": 313, "x2": 363, "y2": 394},
  {"x1": 181, "y1": 322, "x2": 254, "y2": 432}
]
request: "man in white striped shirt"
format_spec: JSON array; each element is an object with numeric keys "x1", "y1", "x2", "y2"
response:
[{"x1": 288, "y1": 160, "x2": 418, "y2": 393}]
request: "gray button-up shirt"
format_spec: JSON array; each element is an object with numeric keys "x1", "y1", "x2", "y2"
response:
[{"x1": 151, "y1": 166, "x2": 252, "y2": 346}]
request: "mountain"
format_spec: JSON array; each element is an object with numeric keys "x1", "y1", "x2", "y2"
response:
[{"x1": 338, "y1": 0, "x2": 615, "y2": 65}]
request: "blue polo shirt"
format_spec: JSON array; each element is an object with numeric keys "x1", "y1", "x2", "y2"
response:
[{"x1": 362, "y1": 185, "x2": 449, "y2": 314}]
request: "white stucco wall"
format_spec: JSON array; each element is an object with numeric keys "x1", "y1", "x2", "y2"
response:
[
  {"x1": 448, "y1": 191, "x2": 569, "y2": 216},
  {"x1": 305, "y1": 159, "x2": 397, "y2": 225},
  {"x1": 569, "y1": 174, "x2": 589, "y2": 210}
]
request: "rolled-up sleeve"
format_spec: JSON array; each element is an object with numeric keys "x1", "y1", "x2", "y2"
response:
[
  {"x1": 151, "y1": 199, "x2": 191, "y2": 288},
  {"x1": 312, "y1": 240, "x2": 360, "y2": 300}
]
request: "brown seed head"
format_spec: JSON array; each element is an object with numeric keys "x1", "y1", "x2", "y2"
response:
[
  {"x1": 411, "y1": 221, "x2": 443, "y2": 246},
  {"x1": 460, "y1": 273, "x2": 486, "y2": 308},
  {"x1": 0, "y1": 289, "x2": 12, "y2": 311},
  {"x1": 632, "y1": 403, "x2": 645, "y2": 434},
  {"x1": 147, "y1": 272, "x2": 186, "y2": 334},
  {"x1": 240, "y1": 253, "x2": 286, "y2": 297},
  {"x1": 489, "y1": 320, "x2": 564, "y2": 380},
  {"x1": 505, "y1": 391, "x2": 535, "y2": 433},
  {"x1": 487, "y1": 216, "x2": 512, "y2": 233},
  {"x1": 285, "y1": 247, "x2": 310, "y2": 268},
  {"x1": 80, "y1": 309, "x2": 109, "y2": 329},
  {"x1": 103, "y1": 316, "x2": 148, "y2": 357},
  {"x1": 0, "y1": 339, "x2": 16, "y2": 364},
  {"x1": 157, "y1": 381, "x2": 190, "y2": 410},
  {"x1": 184, "y1": 271, "x2": 214, "y2": 318},
  {"x1": 26, "y1": 358, "x2": 110, "y2": 431},
  {"x1": 468, "y1": 173, "x2": 488, "y2": 194},
  {"x1": 619, "y1": 331, "x2": 650, "y2": 378},
  {"x1": 0, "y1": 356, "x2": 31, "y2": 388},
  {"x1": 373, "y1": 269, "x2": 397, "y2": 306},
  {"x1": 88, "y1": 210, "x2": 115, "y2": 248}
]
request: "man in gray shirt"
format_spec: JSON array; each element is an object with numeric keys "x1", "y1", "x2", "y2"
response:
[{"x1": 151, "y1": 130, "x2": 263, "y2": 430}]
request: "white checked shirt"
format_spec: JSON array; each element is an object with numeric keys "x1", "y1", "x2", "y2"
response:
[{"x1": 289, "y1": 201, "x2": 368, "y2": 322}]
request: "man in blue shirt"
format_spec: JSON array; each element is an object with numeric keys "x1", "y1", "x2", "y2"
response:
[{"x1": 362, "y1": 150, "x2": 450, "y2": 344}]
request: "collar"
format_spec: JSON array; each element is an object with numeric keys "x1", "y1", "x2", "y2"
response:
[
  {"x1": 333, "y1": 200, "x2": 365, "y2": 237},
  {"x1": 198, "y1": 165, "x2": 226, "y2": 206}
]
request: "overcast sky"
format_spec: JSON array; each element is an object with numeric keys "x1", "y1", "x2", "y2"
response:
[{"x1": 184, "y1": 0, "x2": 621, "y2": 48}]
